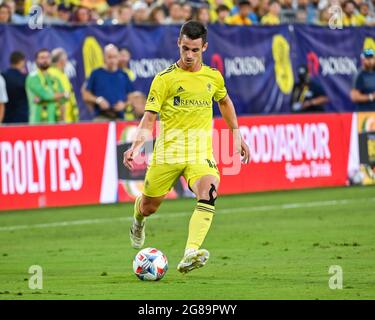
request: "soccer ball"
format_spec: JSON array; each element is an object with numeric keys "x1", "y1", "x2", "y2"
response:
[{"x1": 133, "y1": 247, "x2": 168, "y2": 281}]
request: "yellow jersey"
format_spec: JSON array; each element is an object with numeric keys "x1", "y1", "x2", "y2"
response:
[
  {"x1": 261, "y1": 14, "x2": 281, "y2": 25},
  {"x1": 227, "y1": 14, "x2": 252, "y2": 26},
  {"x1": 343, "y1": 14, "x2": 364, "y2": 26},
  {"x1": 355, "y1": 14, "x2": 367, "y2": 26},
  {"x1": 145, "y1": 63, "x2": 227, "y2": 164}
]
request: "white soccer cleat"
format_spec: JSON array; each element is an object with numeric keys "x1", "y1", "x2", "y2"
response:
[
  {"x1": 177, "y1": 249, "x2": 210, "y2": 274},
  {"x1": 130, "y1": 220, "x2": 145, "y2": 249}
]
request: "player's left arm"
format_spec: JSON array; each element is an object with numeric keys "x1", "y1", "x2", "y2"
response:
[{"x1": 218, "y1": 94, "x2": 250, "y2": 164}]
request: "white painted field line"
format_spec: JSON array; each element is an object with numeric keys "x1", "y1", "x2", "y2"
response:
[{"x1": 0, "y1": 197, "x2": 374, "y2": 232}]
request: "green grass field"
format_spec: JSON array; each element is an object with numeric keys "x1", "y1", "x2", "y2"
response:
[{"x1": 0, "y1": 186, "x2": 375, "y2": 300}]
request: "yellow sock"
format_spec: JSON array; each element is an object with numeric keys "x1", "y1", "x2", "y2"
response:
[
  {"x1": 185, "y1": 202, "x2": 215, "y2": 251},
  {"x1": 133, "y1": 195, "x2": 144, "y2": 224}
]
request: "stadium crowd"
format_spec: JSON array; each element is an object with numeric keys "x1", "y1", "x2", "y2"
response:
[{"x1": 1, "y1": 0, "x2": 375, "y2": 26}]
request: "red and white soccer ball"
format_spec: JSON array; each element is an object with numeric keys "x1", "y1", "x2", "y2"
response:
[{"x1": 133, "y1": 248, "x2": 168, "y2": 281}]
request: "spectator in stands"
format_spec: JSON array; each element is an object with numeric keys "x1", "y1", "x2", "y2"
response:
[
  {"x1": 148, "y1": 5, "x2": 166, "y2": 24},
  {"x1": 306, "y1": 0, "x2": 320, "y2": 24},
  {"x1": 195, "y1": 5, "x2": 211, "y2": 25},
  {"x1": 227, "y1": 0, "x2": 253, "y2": 25},
  {"x1": 160, "y1": 0, "x2": 175, "y2": 17},
  {"x1": 123, "y1": 91, "x2": 146, "y2": 120},
  {"x1": 317, "y1": 5, "x2": 331, "y2": 25},
  {"x1": 215, "y1": 4, "x2": 230, "y2": 24},
  {"x1": 26, "y1": 49, "x2": 67, "y2": 124},
  {"x1": 119, "y1": 47, "x2": 136, "y2": 82},
  {"x1": 291, "y1": 65, "x2": 329, "y2": 113},
  {"x1": 132, "y1": 1, "x2": 149, "y2": 24},
  {"x1": 230, "y1": 0, "x2": 258, "y2": 23},
  {"x1": 357, "y1": 2, "x2": 375, "y2": 25},
  {"x1": 116, "y1": 3, "x2": 133, "y2": 24},
  {"x1": 164, "y1": 1, "x2": 184, "y2": 24},
  {"x1": 351, "y1": 48, "x2": 375, "y2": 112},
  {"x1": 0, "y1": 3, "x2": 12, "y2": 23},
  {"x1": 2, "y1": 51, "x2": 28, "y2": 124},
  {"x1": 342, "y1": 0, "x2": 360, "y2": 26},
  {"x1": 3, "y1": 0, "x2": 27, "y2": 24},
  {"x1": 249, "y1": 0, "x2": 260, "y2": 23},
  {"x1": 82, "y1": 44, "x2": 134, "y2": 121},
  {"x1": 296, "y1": 8, "x2": 307, "y2": 23},
  {"x1": 257, "y1": 0, "x2": 270, "y2": 18},
  {"x1": 49, "y1": 48, "x2": 79, "y2": 123},
  {"x1": 0, "y1": 74, "x2": 8, "y2": 124},
  {"x1": 56, "y1": 4, "x2": 73, "y2": 24},
  {"x1": 42, "y1": 0, "x2": 63, "y2": 25},
  {"x1": 261, "y1": 0, "x2": 281, "y2": 24},
  {"x1": 295, "y1": 0, "x2": 308, "y2": 23},
  {"x1": 72, "y1": 6, "x2": 93, "y2": 24},
  {"x1": 279, "y1": 0, "x2": 296, "y2": 23},
  {"x1": 182, "y1": 2, "x2": 193, "y2": 21}
]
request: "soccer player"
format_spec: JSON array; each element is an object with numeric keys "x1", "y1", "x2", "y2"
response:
[{"x1": 123, "y1": 20, "x2": 250, "y2": 273}]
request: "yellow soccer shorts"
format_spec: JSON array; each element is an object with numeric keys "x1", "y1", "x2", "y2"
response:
[{"x1": 143, "y1": 159, "x2": 220, "y2": 198}]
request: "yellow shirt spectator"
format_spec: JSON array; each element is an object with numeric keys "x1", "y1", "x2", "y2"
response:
[
  {"x1": 208, "y1": 0, "x2": 234, "y2": 23},
  {"x1": 227, "y1": 14, "x2": 252, "y2": 25},
  {"x1": 123, "y1": 67, "x2": 136, "y2": 82},
  {"x1": 355, "y1": 14, "x2": 366, "y2": 26},
  {"x1": 48, "y1": 66, "x2": 79, "y2": 123},
  {"x1": 343, "y1": 14, "x2": 358, "y2": 26},
  {"x1": 261, "y1": 13, "x2": 280, "y2": 25}
]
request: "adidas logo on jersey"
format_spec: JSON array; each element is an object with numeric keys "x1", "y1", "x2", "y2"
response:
[{"x1": 177, "y1": 86, "x2": 185, "y2": 93}]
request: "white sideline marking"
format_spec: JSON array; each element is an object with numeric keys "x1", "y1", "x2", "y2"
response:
[{"x1": 0, "y1": 197, "x2": 374, "y2": 232}]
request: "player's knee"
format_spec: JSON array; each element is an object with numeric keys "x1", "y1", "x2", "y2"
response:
[{"x1": 198, "y1": 183, "x2": 217, "y2": 206}]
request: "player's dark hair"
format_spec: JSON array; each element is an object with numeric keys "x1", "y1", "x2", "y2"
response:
[
  {"x1": 179, "y1": 20, "x2": 207, "y2": 45},
  {"x1": 35, "y1": 48, "x2": 50, "y2": 59},
  {"x1": 9, "y1": 51, "x2": 25, "y2": 65}
]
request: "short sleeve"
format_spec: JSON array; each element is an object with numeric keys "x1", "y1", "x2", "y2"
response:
[
  {"x1": 213, "y1": 71, "x2": 227, "y2": 102},
  {"x1": 86, "y1": 70, "x2": 96, "y2": 93},
  {"x1": 0, "y1": 75, "x2": 8, "y2": 104},
  {"x1": 352, "y1": 72, "x2": 362, "y2": 90},
  {"x1": 145, "y1": 74, "x2": 167, "y2": 113}
]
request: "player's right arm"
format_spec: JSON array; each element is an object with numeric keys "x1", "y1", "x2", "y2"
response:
[
  {"x1": 123, "y1": 73, "x2": 166, "y2": 170},
  {"x1": 123, "y1": 111, "x2": 157, "y2": 170}
]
